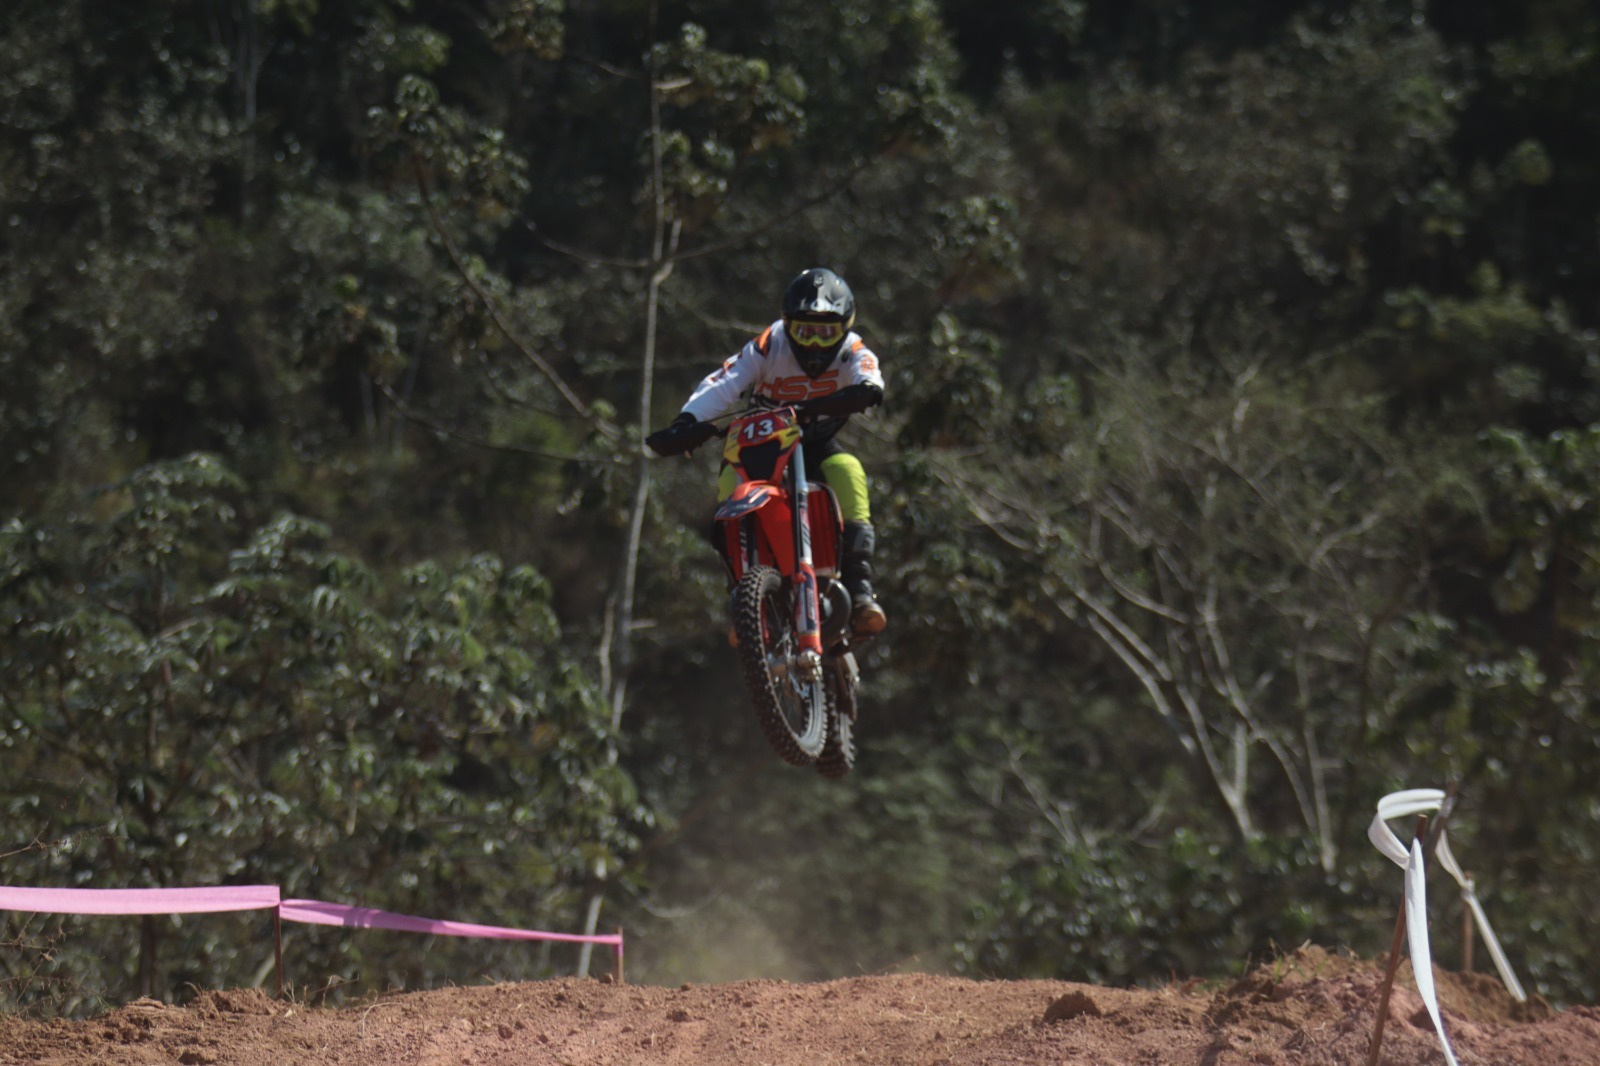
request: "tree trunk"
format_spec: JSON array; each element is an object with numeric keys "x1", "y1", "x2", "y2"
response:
[{"x1": 582, "y1": 0, "x2": 677, "y2": 976}]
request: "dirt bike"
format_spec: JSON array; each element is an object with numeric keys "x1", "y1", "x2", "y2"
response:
[{"x1": 708, "y1": 405, "x2": 866, "y2": 778}]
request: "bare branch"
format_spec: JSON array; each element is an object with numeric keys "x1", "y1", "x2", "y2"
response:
[
  {"x1": 372, "y1": 378, "x2": 622, "y2": 465},
  {"x1": 410, "y1": 152, "x2": 618, "y2": 438},
  {"x1": 1000, "y1": 735, "x2": 1090, "y2": 849}
]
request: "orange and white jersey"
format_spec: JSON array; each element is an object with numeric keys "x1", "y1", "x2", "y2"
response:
[{"x1": 681, "y1": 320, "x2": 884, "y2": 422}]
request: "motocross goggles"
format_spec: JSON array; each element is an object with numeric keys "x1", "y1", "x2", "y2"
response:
[{"x1": 785, "y1": 317, "x2": 846, "y2": 349}]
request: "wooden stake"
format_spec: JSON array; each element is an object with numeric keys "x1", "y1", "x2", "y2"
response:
[
  {"x1": 614, "y1": 927, "x2": 625, "y2": 985},
  {"x1": 1462, "y1": 871, "x2": 1475, "y2": 974},
  {"x1": 1367, "y1": 814, "x2": 1427, "y2": 1066}
]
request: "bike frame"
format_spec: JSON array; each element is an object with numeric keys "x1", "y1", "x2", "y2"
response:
[{"x1": 713, "y1": 407, "x2": 830, "y2": 656}]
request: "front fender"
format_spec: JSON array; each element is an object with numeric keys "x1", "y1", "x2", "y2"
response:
[{"x1": 714, "y1": 482, "x2": 781, "y2": 522}]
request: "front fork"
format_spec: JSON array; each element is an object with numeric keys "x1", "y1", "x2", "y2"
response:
[
  {"x1": 718, "y1": 446, "x2": 826, "y2": 683},
  {"x1": 789, "y1": 445, "x2": 825, "y2": 682}
]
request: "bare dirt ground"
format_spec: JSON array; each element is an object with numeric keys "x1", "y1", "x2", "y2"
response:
[{"x1": 1, "y1": 945, "x2": 1596, "y2": 1065}]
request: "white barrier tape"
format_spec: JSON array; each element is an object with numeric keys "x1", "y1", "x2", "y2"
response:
[
  {"x1": 1430, "y1": 838, "x2": 1526, "y2": 1002},
  {"x1": 1368, "y1": 788, "x2": 1526, "y2": 1003},
  {"x1": 1403, "y1": 837, "x2": 1459, "y2": 1066},
  {"x1": 1369, "y1": 788, "x2": 1530, "y2": 1066},
  {"x1": 1370, "y1": 791, "x2": 1458, "y2": 1065},
  {"x1": 1461, "y1": 877, "x2": 1527, "y2": 1002},
  {"x1": 1369, "y1": 788, "x2": 1442, "y2": 865}
]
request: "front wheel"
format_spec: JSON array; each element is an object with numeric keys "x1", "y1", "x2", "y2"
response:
[
  {"x1": 731, "y1": 565, "x2": 827, "y2": 765},
  {"x1": 816, "y1": 653, "x2": 859, "y2": 780}
]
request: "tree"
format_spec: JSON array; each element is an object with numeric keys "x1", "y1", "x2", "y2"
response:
[{"x1": 1, "y1": 455, "x2": 639, "y2": 1005}]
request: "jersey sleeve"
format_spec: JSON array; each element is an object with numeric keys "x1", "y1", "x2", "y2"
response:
[
  {"x1": 842, "y1": 337, "x2": 885, "y2": 391},
  {"x1": 681, "y1": 335, "x2": 769, "y2": 421},
  {"x1": 678, "y1": 328, "x2": 777, "y2": 419}
]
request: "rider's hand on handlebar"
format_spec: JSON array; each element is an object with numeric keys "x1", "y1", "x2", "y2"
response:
[{"x1": 645, "y1": 412, "x2": 719, "y2": 456}]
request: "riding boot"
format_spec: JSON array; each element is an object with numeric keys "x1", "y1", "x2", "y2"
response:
[{"x1": 841, "y1": 521, "x2": 888, "y2": 636}]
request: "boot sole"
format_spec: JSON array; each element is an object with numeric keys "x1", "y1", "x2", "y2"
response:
[{"x1": 851, "y1": 605, "x2": 888, "y2": 636}]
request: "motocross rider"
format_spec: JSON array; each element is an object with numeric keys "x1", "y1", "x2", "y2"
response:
[{"x1": 645, "y1": 267, "x2": 888, "y2": 636}]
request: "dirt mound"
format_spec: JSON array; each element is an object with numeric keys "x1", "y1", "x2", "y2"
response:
[{"x1": 1, "y1": 946, "x2": 1596, "y2": 1065}]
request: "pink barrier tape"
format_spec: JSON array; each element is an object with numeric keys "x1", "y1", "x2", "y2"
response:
[
  {"x1": 0, "y1": 886, "x2": 620, "y2": 965},
  {"x1": 278, "y1": 898, "x2": 623, "y2": 951},
  {"x1": 0, "y1": 885, "x2": 281, "y2": 915}
]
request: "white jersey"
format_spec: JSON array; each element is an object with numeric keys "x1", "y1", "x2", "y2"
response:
[{"x1": 681, "y1": 320, "x2": 884, "y2": 422}]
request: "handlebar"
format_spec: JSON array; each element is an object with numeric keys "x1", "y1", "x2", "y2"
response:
[{"x1": 647, "y1": 403, "x2": 809, "y2": 458}]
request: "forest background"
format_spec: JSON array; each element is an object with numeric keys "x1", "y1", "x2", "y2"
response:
[{"x1": 3, "y1": 0, "x2": 1599, "y2": 1018}]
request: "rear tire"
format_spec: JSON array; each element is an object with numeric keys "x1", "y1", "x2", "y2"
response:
[{"x1": 732, "y1": 565, "x2": 826, "y2": 765}]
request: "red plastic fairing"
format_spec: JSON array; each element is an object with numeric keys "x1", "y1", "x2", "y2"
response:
[
  {"x1": 805, "y1": 483, "x2": 843, "y2": 576},
  {"x1": 717, "y1": 483, "x2": 797, "y2": 581}
]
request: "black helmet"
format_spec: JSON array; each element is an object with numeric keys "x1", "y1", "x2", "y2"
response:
[{"x1": 781, "y1": 267, "x2": 856, "y2": 377}]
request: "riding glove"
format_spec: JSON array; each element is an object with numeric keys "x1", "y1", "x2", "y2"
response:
[{"x1": 645, "y1": 412, "x2": 718, "y2": 456}]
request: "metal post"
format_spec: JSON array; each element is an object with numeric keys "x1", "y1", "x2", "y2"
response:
[{"x1": 274, "y1": 908, "x2": 284, "y2": 999}]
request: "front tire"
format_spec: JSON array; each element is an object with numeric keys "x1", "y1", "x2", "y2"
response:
[
  {"x1": 732, "y1": 565, "x2": 827, "y2": 765},
  {"x1": 816, "y1": 656, "x2": 858, "y2": 780}
]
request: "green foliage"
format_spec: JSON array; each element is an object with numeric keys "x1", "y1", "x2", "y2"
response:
[
  {"x1": 959, "y1": 829, "x2": 1339, "y2": 985},
  {"x1": 894, "y1": 314, "x2": 1004, "y2": 446},
  {"x1": 490, "y1": 0, "x2": 565, "y2": 60},
  {"x1": 1, "y1": 456, "x2": 638, "y2": 1006}
]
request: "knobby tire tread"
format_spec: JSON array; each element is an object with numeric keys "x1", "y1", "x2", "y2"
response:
[
  {"x1": 732, "y1": 566, "x2": 825, "y2": 766},
  {"x1": 816, "y1": 667, "x2": 857, "y2": 779}
]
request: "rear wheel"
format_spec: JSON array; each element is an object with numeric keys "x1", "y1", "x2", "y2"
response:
[{"x1": 731, "y1": 565, "x2": 826, "y2": 765}]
